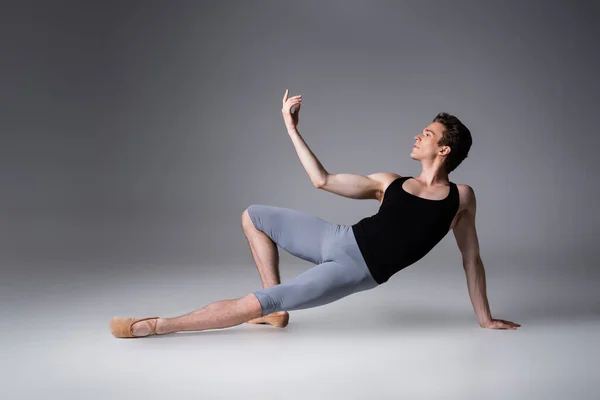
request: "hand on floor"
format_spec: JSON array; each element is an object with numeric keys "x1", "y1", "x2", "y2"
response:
[{"x1": 481, "y1": 318, "x2": 521, "y2": 330}]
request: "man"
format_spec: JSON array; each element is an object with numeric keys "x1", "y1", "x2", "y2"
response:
[{"x1": 109, "y1": 90, "x2": 520, "y2": 338}]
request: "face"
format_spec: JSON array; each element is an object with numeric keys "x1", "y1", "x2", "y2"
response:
[{"x1": 410, "y1": 121, "x2": 449, "y2": 161}]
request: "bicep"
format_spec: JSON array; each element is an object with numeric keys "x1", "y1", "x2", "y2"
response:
[{"x1": 318, "y1": 172, "x2": 386, "y2": 200}]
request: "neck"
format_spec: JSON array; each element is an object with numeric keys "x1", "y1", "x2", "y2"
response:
[{"x1": 416, "y1": 161, "x2": 449, "y2": 187}]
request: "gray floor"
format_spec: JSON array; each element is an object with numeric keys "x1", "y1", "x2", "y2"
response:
[{"x1": 3, "y1": 261, "x2": 599, "y2": 399}]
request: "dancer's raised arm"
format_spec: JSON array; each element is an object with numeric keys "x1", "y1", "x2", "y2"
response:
[
  {"x1": 282, "y1": 89, "x2": 327, "y2": 187},
  {"x1": 282, "y1": 89, "x2": 392, "y2": 200}
]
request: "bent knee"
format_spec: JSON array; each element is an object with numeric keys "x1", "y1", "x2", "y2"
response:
[{"x1": 242, "y1": 205, "x2": 260, "y2": 230}]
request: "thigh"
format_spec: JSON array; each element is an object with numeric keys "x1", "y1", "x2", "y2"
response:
[
  {"x1": 247, "y1": 204, "x2": 332, "y2": 265},
  {"x1": 252, "y1": 260, "x2": 376, "y2": 316}
]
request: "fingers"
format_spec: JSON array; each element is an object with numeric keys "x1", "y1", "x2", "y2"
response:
[
  {"x1": 283, "y1": 99, "x2": 302, "y2": 113},
  {"x1": 282, "y1": 89, "x2": 302, "y2": 105},
  {"x1": 498, "y1": 320, "x2": 520, "y2": 330},
  {"x1": 485, "y1": 319, "x2": 520, "y2": 330}
]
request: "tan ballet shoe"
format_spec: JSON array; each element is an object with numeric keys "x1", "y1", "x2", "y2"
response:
[
  {"x1": 246, "y1": 311, "x2": 289, "y2": 328},
  {"x1": 109, "y1": 316, "x2": 160, "y2": 338}
]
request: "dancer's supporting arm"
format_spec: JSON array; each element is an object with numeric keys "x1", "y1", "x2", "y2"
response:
[{"x1": 453, "y1": 186, "x2": 521, "y2": 330}]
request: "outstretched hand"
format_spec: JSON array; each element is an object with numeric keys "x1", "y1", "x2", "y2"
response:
[
  {"x1": 481, "y1": 318, "x2": 521, "y2": 330},
  {"x1": 282, "y1": 89, "x2": 302, "y2": 130}
]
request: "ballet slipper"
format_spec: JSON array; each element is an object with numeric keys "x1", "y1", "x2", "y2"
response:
[
  {"x1": 109, "y1": 316, "x2": 160, "y2": 338},
  {"x1": 246, "y1": 311, "x2": 289, "y2": 328}
]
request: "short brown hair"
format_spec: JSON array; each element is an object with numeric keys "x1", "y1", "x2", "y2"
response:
[{"x1": 433, "y1": 112, "x2": 472, "y2": 174}]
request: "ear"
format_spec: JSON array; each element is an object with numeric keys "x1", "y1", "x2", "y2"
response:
[{"x1": 439, "y1": 145, "x2": 451, "y2": 156}]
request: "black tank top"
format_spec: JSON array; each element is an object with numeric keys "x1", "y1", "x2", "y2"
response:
[{"x1": 351, "y1": 176, "x2": 460, "y2": 284}]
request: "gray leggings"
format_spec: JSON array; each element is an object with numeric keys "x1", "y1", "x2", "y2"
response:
[{"x1": 247, "y1": 205, "x2": 379, "y2": 316}]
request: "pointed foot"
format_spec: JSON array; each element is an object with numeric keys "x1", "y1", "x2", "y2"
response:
[{"x1": 109, "y1": 316, "x2": 160, "y2": 338}]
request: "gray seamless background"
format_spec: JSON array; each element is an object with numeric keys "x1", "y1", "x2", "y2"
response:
[{"x1": 3, "y1": 1, "x2": 598, "y2": 274}]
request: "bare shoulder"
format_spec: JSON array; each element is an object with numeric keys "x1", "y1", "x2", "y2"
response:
[
  {"x1": 455, "y1": 183, "x2": 476, "y2": 214},
  {"x1": 368, "y1": 172, "x2": 402, "y2": 186},
  {"x1": 368, "y1": 172, "x2": 403, "y2": 203}
]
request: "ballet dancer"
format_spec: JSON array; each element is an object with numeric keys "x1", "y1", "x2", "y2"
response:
[{"x1": 109, "y1": 89, "x2": 520, "y2": 338}]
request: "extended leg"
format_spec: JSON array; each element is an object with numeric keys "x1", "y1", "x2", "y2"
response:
[
  {"x1": 111, "y1": 205, "x2": 338, "y2": 337},
  {"x1": 123, "y1": 293, "x2": 264, "y2": 337}
]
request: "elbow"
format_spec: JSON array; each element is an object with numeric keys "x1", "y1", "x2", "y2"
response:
[{"x1": 313, "y1": 175, "x2": 328, "y2": 189}]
